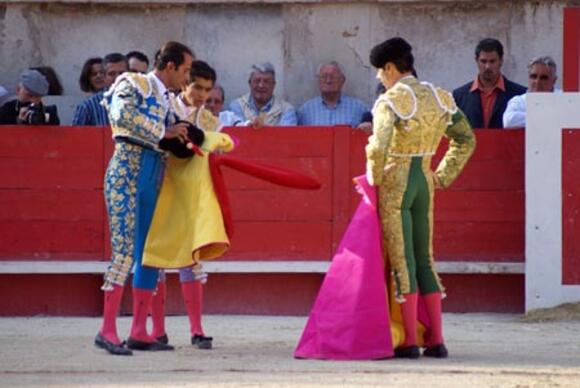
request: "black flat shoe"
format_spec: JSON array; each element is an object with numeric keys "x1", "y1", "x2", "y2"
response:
[
  {"x1": 126, "y1": 337, "x2": 174, "y2": 351},
  {"x1": 394, "y1": 345, "x2": 420, "y2": 359},
  {"x1": 192, "y1": 334, "x2": 213, "y2": 349},
  {"x1": 423, "y1": 344, "x2": 448, "y2": 358},
  {"x1": 156, "y1": 334, "x2": 169, "y2": 345},
  {"x1": 94, "y1": 333, "x2": 133, "y2": 356}
]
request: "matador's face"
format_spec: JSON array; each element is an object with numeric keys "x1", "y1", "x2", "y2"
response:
[{"x1": 376, "y1": 64, "x2": 397, "y2": 90}]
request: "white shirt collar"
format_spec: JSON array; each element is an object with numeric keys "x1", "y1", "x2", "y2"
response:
[{"x1": 148, "y1": 72, "x2": 169, "y2": 104}]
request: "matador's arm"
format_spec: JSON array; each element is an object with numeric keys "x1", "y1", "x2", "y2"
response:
[
  {"x1": 434, "y1": 109, "x2": 476, "y2": 188},
  {"x1": 365, "y1": 100, "x2": 396, "y2": 186}
]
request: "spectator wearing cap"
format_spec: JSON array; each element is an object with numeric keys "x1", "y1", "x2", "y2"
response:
[
  {"x1": 503, "y1": 56, "x2": 560, "y2": 128},
  {"x1": 127, "y1": 51, "x2": 149, "y2": 74},
  {"x1": 30, "y1": 66, "x2": 64, "y2": 95},
  {"x1": 298, "y1": 61, "x2": 369, "y2": 127},
  {"x1": 229, "y1": 62, "x2": 297, "y2": 127},
  {"x1": 453, "y1": 38, "x2": 526, "y2": 129},
  {"x1": 72, "y1": 53, "x2": 128, "y2": 126},
  {"x1": 0, "y1": 69, "x2": 60, "y2": 125}
]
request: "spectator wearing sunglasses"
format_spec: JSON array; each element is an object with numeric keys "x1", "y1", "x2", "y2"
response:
[{"x1": 503, "y1": 56, "x2": 559, "y2": 128}]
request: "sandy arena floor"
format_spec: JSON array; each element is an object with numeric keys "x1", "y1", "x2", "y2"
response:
[{"x1": 1, "y1": 314, "x2": 579, "y2": 387}]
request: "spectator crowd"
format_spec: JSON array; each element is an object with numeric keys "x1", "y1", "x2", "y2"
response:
[{"x1": 0, "y1": 38, "x2": 560, "y2": 129}]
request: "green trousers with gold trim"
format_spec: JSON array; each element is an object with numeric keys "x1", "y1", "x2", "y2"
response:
[{"x1": 379, "y1": 156, "x2": 443, "y2": 297}]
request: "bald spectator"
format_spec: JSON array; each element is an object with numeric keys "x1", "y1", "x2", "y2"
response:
[
  {"x1": 126, "y1": 51, "x2": 149, "y2": 74},
  {"x1": 72, "y1": 53, "x2": 128, "y2": 126},
  {"x1": 503, "y1": 56, "x2": 559, "y2": 128},
  {"x1": 298, "y1": 61, "x2": 368, "y2": 127},
  {"x1": 0, "y1": 69, "x2": 60, "y2": 125},
  {"x1": 229, "y1": 62, "x2": 297, "y2": 127},
  {"x1": 453, "y1": 38, "x2": 526, "y2": 129}
]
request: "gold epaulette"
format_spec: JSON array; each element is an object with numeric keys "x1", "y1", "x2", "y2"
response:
[
  {"x1": 197, "y1": 108, "x2": 220, "y2": 132},
  {"x1": 379, "y1": 83, "x2": 417, "y2": 120},
  {"x1": 434, "y1": 87, "x2": 458, "y2": 114},
  {"x1": 420, "y1": 82, "x2": 458, "y2": 115},
  {"x1": 105, "y1": 72, "x2": 152, "y2": 100},
  {"x1": 123, "y1": 72, "x2": 151, "y2": 97}
]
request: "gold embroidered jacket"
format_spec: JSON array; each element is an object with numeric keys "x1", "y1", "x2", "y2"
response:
[
  {"x1": 103, "y1": 73, "x2": 172, "y2": 149},
  {"x1": 366, "y1": 76, "x2": 475, "y2": 189}
]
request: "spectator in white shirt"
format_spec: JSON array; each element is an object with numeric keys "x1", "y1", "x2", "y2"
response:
[
  {"x1": 205, "y1": 84, "x2": 246, "y2": 127},
  {"x1": 503, "y1": 56, "x2": 559, "y2": 128}
]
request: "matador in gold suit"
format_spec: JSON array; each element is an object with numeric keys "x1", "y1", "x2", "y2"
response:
[{"x1": 366, "y1": 38, "x2": 476, "y2": 359}]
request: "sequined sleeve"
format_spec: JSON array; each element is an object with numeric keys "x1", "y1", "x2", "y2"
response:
[
  {"x1": 434, "y1": 110, "x2": 476, "y2": 188},
  {"x1": 365, "y1": 100, "x2": 396, "y2": 186},
  {"x1": 108, "y1": 79, "x2": 164, "y2": 142}
]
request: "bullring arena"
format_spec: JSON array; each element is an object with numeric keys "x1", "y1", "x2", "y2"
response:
[{"x1": 1, "y1": 2, "x2": 580, "y2": 387}]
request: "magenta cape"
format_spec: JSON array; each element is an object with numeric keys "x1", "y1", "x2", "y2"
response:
[{"x1": 294, "y1": 176, "x2": 430, "y2": 360}]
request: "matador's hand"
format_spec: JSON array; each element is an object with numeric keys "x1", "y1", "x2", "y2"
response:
[
  {"x1": 357, "y1": 122, "x2": 373, "y2": 133},
  {"x1": 432, "y1": 172, "x2": 444, "y2": 189},
  {"x1": 164, "y1": 123, "x2": 189, "y2": 143}
]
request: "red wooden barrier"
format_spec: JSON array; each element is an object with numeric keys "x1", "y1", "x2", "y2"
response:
[
  {"x1": 562, "y1": 129, "x2": 580, "y2": 284},
  {"x1": 0, "y1": 126, "x2": 526, "y2": 315},
  {"x1": 563, "y1": 7, "x2": 580, "y2": 92}
]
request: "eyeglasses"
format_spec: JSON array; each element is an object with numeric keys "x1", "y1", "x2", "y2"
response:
[
  {"x1": 529, "y1": 73, "x2": 550, "y2": 81},
  {"x1": 317, "y1": 74, "x2": 342, "y2": 82}
]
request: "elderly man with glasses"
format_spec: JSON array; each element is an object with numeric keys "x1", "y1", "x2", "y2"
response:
[
  {"x1": 298, "y1": 61, "x2": 368, "y2": 127},
  {"x1": 503, "y1": 56, "x2": 560, "y2": 128},
  {"x1": 229, "y1": 62, "x2": 297, "y2": 127}
]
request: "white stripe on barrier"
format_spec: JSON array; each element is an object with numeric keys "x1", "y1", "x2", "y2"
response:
[{"x1": 0, "y1": 260, "x2": 524, "y2": 274}]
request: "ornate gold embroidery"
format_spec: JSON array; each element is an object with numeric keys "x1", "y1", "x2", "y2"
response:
[
  {"x1": 378, "y1": 159, "x2": 412, "y2": 295},
  {"x1": 435, "y1": 87, "x2": 457, "y2": 114},
  {"x1": 125, "y1": 72, "x2": 151, "y2": 97},
  {"x1": 384, "y1": 84, "x2": 416, "y2": 119},
  {"x1": 197, "y1": 108, "x2": 219, "y2": 132},
  {"x1": 368, "y1": 77, "x2": 474, "y2": 296},
  {"x1": 102, "y1": 142, "x2": 144, "y2": 289}
]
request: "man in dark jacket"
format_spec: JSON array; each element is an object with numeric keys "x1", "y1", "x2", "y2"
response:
[
  {"x1": 0, "y1": 69, "x2": 60, "y2": 125},
  {"x1": 453, "y1": 38, "x2": 526, "y2": 129}
]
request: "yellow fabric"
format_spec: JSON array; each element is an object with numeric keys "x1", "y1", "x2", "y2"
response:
[
  {"x1": 142, "y1": 132, "x2": 235, "y2": 268},
  {"x1": 387, "y1": 280, "x2": 427, "y2": 348}
]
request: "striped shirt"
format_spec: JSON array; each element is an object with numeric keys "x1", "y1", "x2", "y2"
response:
[
  {"x1": 298, "y1": 95, "x2": 369, "y2": 127},
  {"x1": 72, "y1": 91, "x2": 109, "y2": 126}
]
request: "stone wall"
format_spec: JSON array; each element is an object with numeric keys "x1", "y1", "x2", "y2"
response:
[{"x1": 0, "y1": 1, "x2": 573, "y2": 115}]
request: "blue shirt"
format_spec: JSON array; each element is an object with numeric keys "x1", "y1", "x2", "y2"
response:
[
  {"x1": 298, "y1": 95, "x2": 369, "y2": 127},
  {"x1": 72, "y1": 91, "x2": 109, "y2": 126},
  {"x1": 229, "y1": 94, "x2": 297, "y2": 126}
]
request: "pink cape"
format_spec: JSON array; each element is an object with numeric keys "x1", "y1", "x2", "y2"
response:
[{"x1": 294, "y1": 175, "x2": 430, "y2": 360}]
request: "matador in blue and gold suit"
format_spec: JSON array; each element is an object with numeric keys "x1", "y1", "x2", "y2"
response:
[{"x1": 94, "y1": 70, "x2": 177, "y2": 355}]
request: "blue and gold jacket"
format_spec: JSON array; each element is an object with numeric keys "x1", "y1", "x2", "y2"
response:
[{"x1": 103, "y1": 72, "x2": 175, "y2": 150}]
